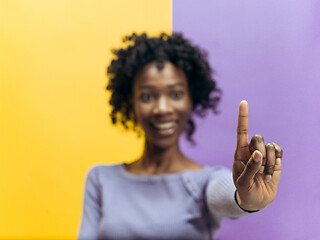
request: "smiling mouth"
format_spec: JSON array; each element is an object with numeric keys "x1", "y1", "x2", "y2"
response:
[{"x1": 151, "y1": 122, "x2": 177, "y2": 136}]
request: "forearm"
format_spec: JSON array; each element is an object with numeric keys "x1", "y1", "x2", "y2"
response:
[{"x1": 206, "y1": 170, "x2": 252, "y2": 219}]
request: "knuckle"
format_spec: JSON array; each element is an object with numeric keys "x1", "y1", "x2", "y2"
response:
[
  {"x1": 266, "y1": 164, "x2": 275, "y2": 174},
  {"x1": 250, "y1": 134, "x2": 264, "y2": 144},
  {"x1": 266, "y1": 164, "x2": 275, "y2": 169},
  {"x1": 266, "y1": 143, "x2": 275, "y2": 149},
  {"x1": 272, "y1": 142, "x2": 279, "y2": 149},
  {"x1": 237, "y1": 128, "x2": 248, "y2": 135},
  {"x1": 272, "y1": 142, "x2": 283, "y2": 154}
]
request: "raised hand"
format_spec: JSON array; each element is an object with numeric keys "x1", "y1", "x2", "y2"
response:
[{"x1": 233, "y1": 100, "x2": 283, "y2": 211}]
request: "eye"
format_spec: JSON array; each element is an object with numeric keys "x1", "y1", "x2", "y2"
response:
[
  {"x1": 140, "y1": 93, "x2": 154, "y2": 102},
  {"x1": 170, "y1": 91, "x2": 183, "y2": 100}
]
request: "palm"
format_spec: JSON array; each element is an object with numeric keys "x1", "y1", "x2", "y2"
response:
[{"x1": 233, "y1": 101, "x2": 282, "y2": 211}]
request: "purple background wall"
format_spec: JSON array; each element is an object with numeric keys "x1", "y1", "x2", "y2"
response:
[{"x1": 174, "y1": 1, "x2": 320, "y2": 239}]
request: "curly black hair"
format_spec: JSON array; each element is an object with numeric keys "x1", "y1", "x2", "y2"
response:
[{"x1": 106, "y1": 32, "x2": 221, "y2": 142}]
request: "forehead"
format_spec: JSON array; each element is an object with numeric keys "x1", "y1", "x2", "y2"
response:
[{"x1": 133, "y1": 61, "x2": 188, "y2": 89}]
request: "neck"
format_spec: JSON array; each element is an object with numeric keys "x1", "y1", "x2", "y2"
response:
[{"x1": 131, "y1": 141, "x2": 189, "y2": 175}]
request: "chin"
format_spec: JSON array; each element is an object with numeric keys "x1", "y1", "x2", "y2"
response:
[{"x1": 145, "y1": 136, "x2": 179, "y2": 150}]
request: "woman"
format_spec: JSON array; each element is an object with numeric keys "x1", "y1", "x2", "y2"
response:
[{"x1": 78, "y1": 33, "x2": 283, "y2": 239}]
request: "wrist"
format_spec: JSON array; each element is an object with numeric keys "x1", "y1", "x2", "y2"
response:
[{"x1": 234, "y1": 190, "x2": 259, "y2": 213}]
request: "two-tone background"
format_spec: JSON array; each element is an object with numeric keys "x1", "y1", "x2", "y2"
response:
[{"x1": 1, "y1": 0, "x2": 319, "y2": 239}]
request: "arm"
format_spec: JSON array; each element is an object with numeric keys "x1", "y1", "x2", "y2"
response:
[
  {"x1": 206, "y1": 168, "x2": 252, "y2": 219},
  {"x1": 78, "y1": 166, "x2": 102, "y2": 240}
]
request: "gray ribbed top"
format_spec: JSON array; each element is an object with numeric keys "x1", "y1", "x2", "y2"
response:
[{"x1": 78, "y1": 164, "x2": 249, "y2": 240}]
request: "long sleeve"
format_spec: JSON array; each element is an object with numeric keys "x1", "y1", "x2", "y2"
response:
[
  {"x1": 78, "y1": 166, "x2": 102, "y2": 240},
  {"x1": 205, "y1": 168, "x2": 251, "y2": 219}
]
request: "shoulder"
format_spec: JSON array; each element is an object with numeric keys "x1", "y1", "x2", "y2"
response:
[
  {"x1": 86, "y1": 164, "x2": 122, "y2": 174},
  {"x1": 179, "y1": 166, "x2": 231, "y2": 201},
  {"x1": 189, "y1": 166, "x2": 231, "y2": 184},
  {"x1": 206, "y1": 166, "x2": 232, "y2": 179},
  {"x1": 204, "y1": 166, "x2": 233, "y2": 191},
  {"x1": 85, "y1": 164, "x2": 123, "y2": 185},
  {"x1": 188, "y1": 166, "x2": 233, "y2": 196}
]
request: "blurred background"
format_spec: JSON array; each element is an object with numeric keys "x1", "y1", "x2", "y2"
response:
[
  {"x1": 1, "y1": 0, "x2": 319, "y2": 239},
  {"x1": 0, "y1": 0, "x2": 170, "y2": 238},
  {"x1": 175, "y1": 1, "x2": 320, "y2": 239}
]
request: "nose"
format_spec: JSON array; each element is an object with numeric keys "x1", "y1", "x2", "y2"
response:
[{"x1": 153, "y1": 96, "x2": 173, "y2": 115}]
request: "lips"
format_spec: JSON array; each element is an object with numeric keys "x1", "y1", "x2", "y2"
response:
[
  {"x1": 153, "y1": 122, "x2": 175, "y2": 129},
  {"x1": 151, "y1": 121, "x2": 177, "y2": 137}
]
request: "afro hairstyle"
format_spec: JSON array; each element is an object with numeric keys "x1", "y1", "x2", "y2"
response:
[{"x1": 106, "y1": 32, "x2": 221, "y2": 142}]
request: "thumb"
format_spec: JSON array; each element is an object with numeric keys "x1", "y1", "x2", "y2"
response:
[{"x1": 236, "y1": 151, "x2": 262, "y2": 187}]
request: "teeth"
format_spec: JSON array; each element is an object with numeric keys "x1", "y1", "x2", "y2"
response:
[{"x1": 153, "y1": 122, "x2": 175, "y2": 130}]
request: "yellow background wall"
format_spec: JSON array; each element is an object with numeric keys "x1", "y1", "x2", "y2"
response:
[{"x1": 0, "y1": 0, "x2": 171, "y2": 238}]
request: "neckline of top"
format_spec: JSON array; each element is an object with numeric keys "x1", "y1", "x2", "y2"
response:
[{"x1": 117, "y1": 163, "x2": 210, "y2": 182}]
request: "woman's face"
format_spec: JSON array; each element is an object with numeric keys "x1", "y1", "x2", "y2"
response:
[{"x1": 133, "y1": 61, "x2": 192, "y2": 149}]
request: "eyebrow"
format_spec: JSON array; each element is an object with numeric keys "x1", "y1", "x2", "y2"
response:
[{"x1": 139, "y1": 82, "x2": 185, "y2": 90}]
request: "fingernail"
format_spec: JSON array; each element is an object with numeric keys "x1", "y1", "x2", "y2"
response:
[
  {"x1": 259, "y1": 166, "x2": 265, "y2": 174},
  {"x1": 265, "y1": 175, "x2": 272, "y2": 182},
  {"x1": 276, "y1": 158, "x2": 281, "y2": 165},
  {"x1": 253, "y1": 152, "x2": 260, "y2": 162}
]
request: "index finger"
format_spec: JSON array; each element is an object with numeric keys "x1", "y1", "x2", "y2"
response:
[{"x1": 237, "y1": 100, "x2": 249, "y2": 148}]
